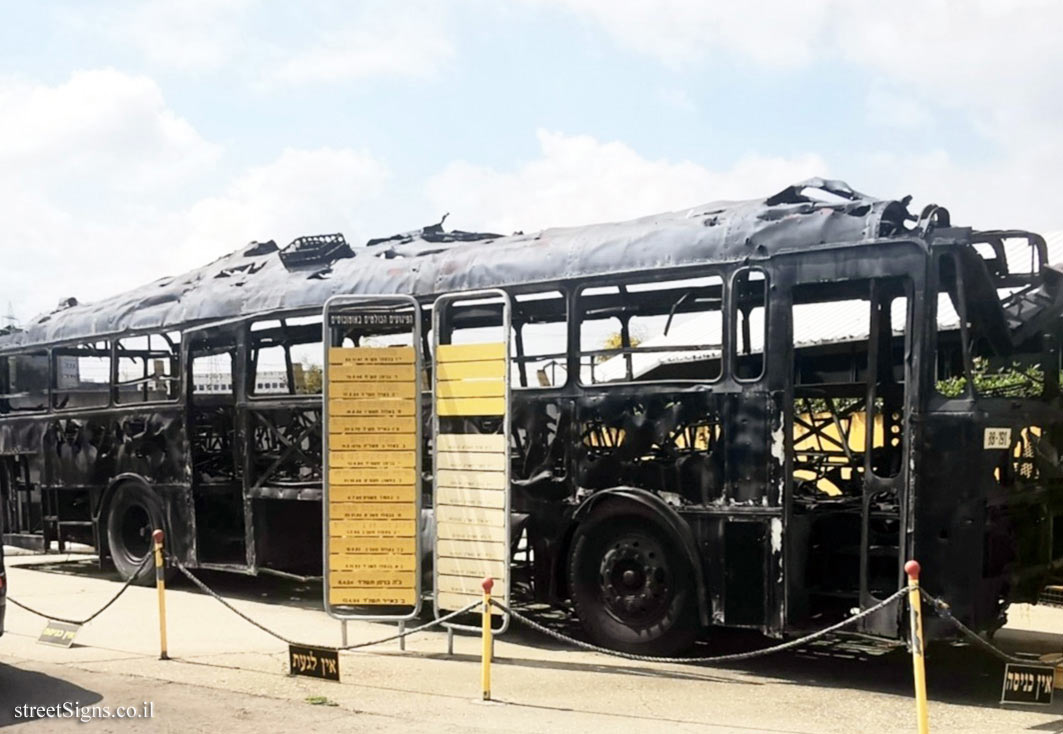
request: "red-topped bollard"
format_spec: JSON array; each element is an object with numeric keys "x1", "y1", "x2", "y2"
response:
[
  {"x1": 481, "y1": 576, "x2": 494, "y2": 701},
  {"x1": 905, "y1": 560, "x2": 928, "y2": 734},
  {"x1": 152, "y1": 529, "x2": 168, "y2": 660}
]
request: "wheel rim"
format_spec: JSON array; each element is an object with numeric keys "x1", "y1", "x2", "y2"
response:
[
  {"x1": 119, "y1": 503, "x2": 152, "y2": 561},
  {"x1": 598, "y1": 531, "x2": 672, "y2": 625}
]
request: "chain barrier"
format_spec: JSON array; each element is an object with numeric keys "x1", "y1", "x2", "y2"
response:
[
  {"x1": 919, "y1": 590, "x2": 1033, "y2": 665},
  {"x1": 168, "y1": 553, "x2": 480, "y2": 651},
  {"x1": 7, "y1": 549, "x2": 1049, "y2": 669},
  {"x1": 6, "y1": 554, "x2": 152, "y2": 626},
  {"x1": 493, "y1": 587, "x2": 1047, "y2": 670},
  {"x1": 492, "y1": 587, "x2": 908, "y2": 665}
]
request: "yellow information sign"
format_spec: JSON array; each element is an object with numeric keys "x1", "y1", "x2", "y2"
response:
[
  {"x1": 325, "y1": 329, "x2": 421, "y2": 619},
  {"x1": 434, "y1": 338, "x2": 509, "y2": 618}
]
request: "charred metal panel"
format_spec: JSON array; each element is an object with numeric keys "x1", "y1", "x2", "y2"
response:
[
  {"x1": 574, "y1": 387, "x2": 724, "y2": 504},
  {"x1": 0, "y1": 418, "x2": 47, "y2": 456},
  {"x1": 724, "y1": 521, "x2": 767, "y2": 624},
  {"x1": 0, "y1": 407, "x2": 191, "y2": 559},
  {"x1": 47, "y1": 411, "x2": 186, "y2": 488},
  {"x1": 244, "y1": 405, "x2": 322, "y2": 499},
  {"x1": 509, "y1": 394, "x2": 571, "y2": 504},
  {"x1": 189, "y1": 405, "x2": 239, "y2": 483},
  {"x1": 917, "y1": 404, "x2": 1063, "y2": 638},
  {"x1": 722, "y1": 393, "x2": 772, "y2": 505}
]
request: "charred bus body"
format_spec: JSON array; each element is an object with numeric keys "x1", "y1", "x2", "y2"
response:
[{"x1": 1, "y1": 179, "x2": 1061, "y2": 653}]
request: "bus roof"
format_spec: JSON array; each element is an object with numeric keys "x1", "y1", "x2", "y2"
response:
[{"x1": 0, "y1": 178, "x2": 919, "y2": 350}]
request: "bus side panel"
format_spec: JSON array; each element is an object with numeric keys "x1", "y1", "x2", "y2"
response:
[
  {"x1": 917, "y1": 408, "x2": 1063, "y2": 639},
  {"x1": 913, "y1": 414, "x2": 990, "y2": 638},
  {"x1": 1, "y1": 408, "x2": 191, "y2": 556},
  {"x1": 48, "y1": 409, "x2": 189, "y2": 488}
]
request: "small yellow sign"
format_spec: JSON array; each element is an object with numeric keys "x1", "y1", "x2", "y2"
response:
[
  {"x1": 329, "y1": 485, "x2": 416, "y2": 503},
  {"x1": 328, "y1": 364, "x2": 416, "y2": 383},
  {"x1": 329, "y1": 537, "x2": 416, "y2": 556},
  {"x1": 329, "y1": 434, "x2": 416, "y2": 452},
  {"x1": 328, "y1": 450, "x2": 416, "y2": 469},
  {"x1": 329, "y1": 589, "x2": 418, "y2": 606},
  {"x1": 329, "y1": 502, "x2": 417, "y2": 521},
  {"x1": 329, "y1": 416, "x2": 416, "y2": 434},
  {"x1": 328, "y1": 346, "x2": 415, "y2": 365}
]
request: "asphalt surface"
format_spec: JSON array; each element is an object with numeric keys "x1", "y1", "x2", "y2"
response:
[{"x1": 1, "y1": 550, "x2": 1061, "y2": 733}]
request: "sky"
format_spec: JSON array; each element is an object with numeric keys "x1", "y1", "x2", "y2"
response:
[{"x1": 2, "y1": 0, "x2": 1062, "y2": 323}]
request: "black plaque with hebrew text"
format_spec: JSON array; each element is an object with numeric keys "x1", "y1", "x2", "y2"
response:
[{"x1": 289, "y1": 644, "x2": 340, "y2": 682}]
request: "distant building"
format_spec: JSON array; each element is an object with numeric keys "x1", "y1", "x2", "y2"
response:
[{"x1": 193, "y1": 368, "x2": 304, "y2": 394}]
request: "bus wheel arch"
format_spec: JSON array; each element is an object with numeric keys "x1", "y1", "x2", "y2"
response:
[
  {"x1": 99, "y1": 475, "x2": 166, "y2": 585},
  {"x1": 566, "y1": 488, "x2": 708, "y2": 655}
]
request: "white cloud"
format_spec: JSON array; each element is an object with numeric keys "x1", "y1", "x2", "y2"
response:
[
  {"x1": 427, "y1": 129, "x2": 827, "y2": 234},
  {"x1": 117, "y1": 0, "x2": 254, "y2": 72},
  {"x1": 0, "y1": 69, "x2": 220, "y2": 192},
  {"x1": 864, "y1": 88, "x2": 932, "y2": 130},
  {"x1": 657, "y1": 87, "x2": 695, "y2": 112},
  {"x1": 62, "y1": 0, "x2": 454, "y2": 85},
  {"x1": 524, "y1": 0, "x2": 833, "y2": 67},
  {"x1": 528, "y1": 0, "x2": 1063, "y2": 231},
  {"x1": 855, "y1": 147, "x2": 1063, "y2": 234},
  {"x1": 269, "y1": 10, "x2": 454, "y2": 85},
  {"x1": 56, "y1": 0, "x2": 254, "y2": 73},
  {"x1": 178, "y1": 147, "x2": 391, "y2": 269},
  {"x1": 535, "y1": 1, "x2": 1063, "y2": 137},
  {"x1": 0, "y1": 69, "x2": 221, "y2": 320},
  {"x1": 0, "y1": 70, "x2": 393, "y2": 323}
]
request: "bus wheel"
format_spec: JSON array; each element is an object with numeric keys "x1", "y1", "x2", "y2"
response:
[
  {"x1": 106, "y1": 483, "x2": 164, "y2": 586},
  {"x1": 569, "y1": 502, "x2": 697, "y2": 656}
]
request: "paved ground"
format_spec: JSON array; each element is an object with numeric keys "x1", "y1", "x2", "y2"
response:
[{"x1": 1, "y1": 551, "x2": 1061, "y2": 733}]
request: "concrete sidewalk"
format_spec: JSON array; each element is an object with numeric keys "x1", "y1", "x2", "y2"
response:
[{"x1": 1, "y1": 551, "x2": 1061, "y2": 733}]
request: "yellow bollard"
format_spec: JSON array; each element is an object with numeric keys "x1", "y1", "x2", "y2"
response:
[
  {"x1": 905, "y1": 560, "x2": 929, "y2": 734},
  {"x1": 481, "y1": 576, "x2": 494, "y2": 701},
  {"x1": 153, "y1": 529, "x2": 169, "y2": 661}
]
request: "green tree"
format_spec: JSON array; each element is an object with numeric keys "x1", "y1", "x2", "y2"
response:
[{"x1": 597, "y1": 331, "x2": 642, "y2": 363}]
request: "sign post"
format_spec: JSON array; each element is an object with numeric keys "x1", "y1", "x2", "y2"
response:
[
  {"x1": 322, "y1": 296, "x2": 423, "y2": 623},
  {"x1": 431, "y1": 290, "x2": 511, "y2": 635}
]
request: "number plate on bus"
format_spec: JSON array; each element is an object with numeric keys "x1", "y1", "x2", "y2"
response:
[{"x1": 983, "y1": 427, "x2": 1012, "y2": 450}]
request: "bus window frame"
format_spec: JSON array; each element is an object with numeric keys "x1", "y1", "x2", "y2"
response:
[
  {"x1": 731, "y1": 267, "x2": 768, "y2": 384},
  {"x1": 1, "y1": 348, "x2": 52, "y2": 414},
  {"x1": 574, "y1": 268, "x2": 727, "y2": 387},
  {"x1": 51, "y1": 339, "x2": 113, "y2": 412},
  {"x1": 114, "y1": 331, "x2": 182, "y2": 406},
  {"x1": 509, "y1": 288, "x2": 569, "y2": 391},
  {"x1": 247, "y1": 309, "x2": 326, "y2": 401}
]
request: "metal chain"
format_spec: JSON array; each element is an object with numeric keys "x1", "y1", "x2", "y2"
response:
[
  {"x1": 6, "y1": 553, "x2": 152, "y2": 626},
  {"x1": 919, "y1": 590, "x2": 1033, "y2": 665},
  {"x1": 169, "y1": 555, "x2": 480, "y2": 651},
  {"x1": 9, "y1": 548, "x2": 1043, "y2": 668},
  {"x1": 492, "y1": 587, "x2": 908, "y2": 665}
]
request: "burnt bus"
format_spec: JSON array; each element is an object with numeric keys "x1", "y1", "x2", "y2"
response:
[{"x1": 0, "y1": 179, "x2": 1060, "y2": 654}]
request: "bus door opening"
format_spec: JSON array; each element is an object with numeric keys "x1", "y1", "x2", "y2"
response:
[
  {"x1": 787, "y1": 277, "x2": 911, "y2": 627},
  {"x1": 187, "y1": 328, "x2": 247, "y2": 567}
]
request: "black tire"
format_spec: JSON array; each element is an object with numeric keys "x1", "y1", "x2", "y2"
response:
[
  {"x1": 106, "y1": 482, "x2": 165, "y2": 586},
  {"x1": 568, "y1": 501, "x2": 698, "y2": 656}
]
